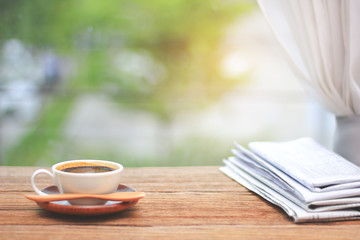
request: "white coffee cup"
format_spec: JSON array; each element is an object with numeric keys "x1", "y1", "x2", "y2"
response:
[{"x1": 31, "y1": 159, "x2": 123, "y2": 205}]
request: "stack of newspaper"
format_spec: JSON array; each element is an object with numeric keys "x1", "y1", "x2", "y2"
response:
[{"x1": 220, "y1": 138, "x2": 360, "y2": 222}]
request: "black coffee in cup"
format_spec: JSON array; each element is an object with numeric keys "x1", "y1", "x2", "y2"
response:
[{"x1": 61, "y1": 166, "x2": 115, "y2": 173}]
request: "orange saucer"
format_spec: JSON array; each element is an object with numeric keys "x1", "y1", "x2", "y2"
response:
[{"x1": 33, "y1": 184, "x2": 139, "y2": 216}]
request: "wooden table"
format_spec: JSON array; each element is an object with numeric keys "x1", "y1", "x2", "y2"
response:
[{"x1": 1, "y1": 166, "x2": 360, "y2": 239}]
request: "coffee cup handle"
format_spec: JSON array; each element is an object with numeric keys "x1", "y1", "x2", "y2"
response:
[{"x1": 31, "y1": 169, "x2": 54, "y2": 195}]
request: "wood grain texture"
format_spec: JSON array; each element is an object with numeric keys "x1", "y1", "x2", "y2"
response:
[{"x1": 1, "y1": 166, "x2": 360, "y2": 240}]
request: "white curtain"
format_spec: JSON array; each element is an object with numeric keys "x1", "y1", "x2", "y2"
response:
[{"x1": 257, "y1": 0, "x2": 360, "y2": 164}]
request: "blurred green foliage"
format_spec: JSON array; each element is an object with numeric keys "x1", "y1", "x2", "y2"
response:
[{"x1": 0, "y1": 0, "x2": 255, "y2": 166}]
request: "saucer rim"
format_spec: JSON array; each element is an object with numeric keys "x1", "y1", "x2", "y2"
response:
[{"x1": 34, "y1": 184, "x2": 139, "y2": 216}]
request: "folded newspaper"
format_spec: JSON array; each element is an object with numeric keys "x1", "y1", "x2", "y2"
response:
[{"x1": 220, "y1": 137, "x2": 360, "y2": 223}]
